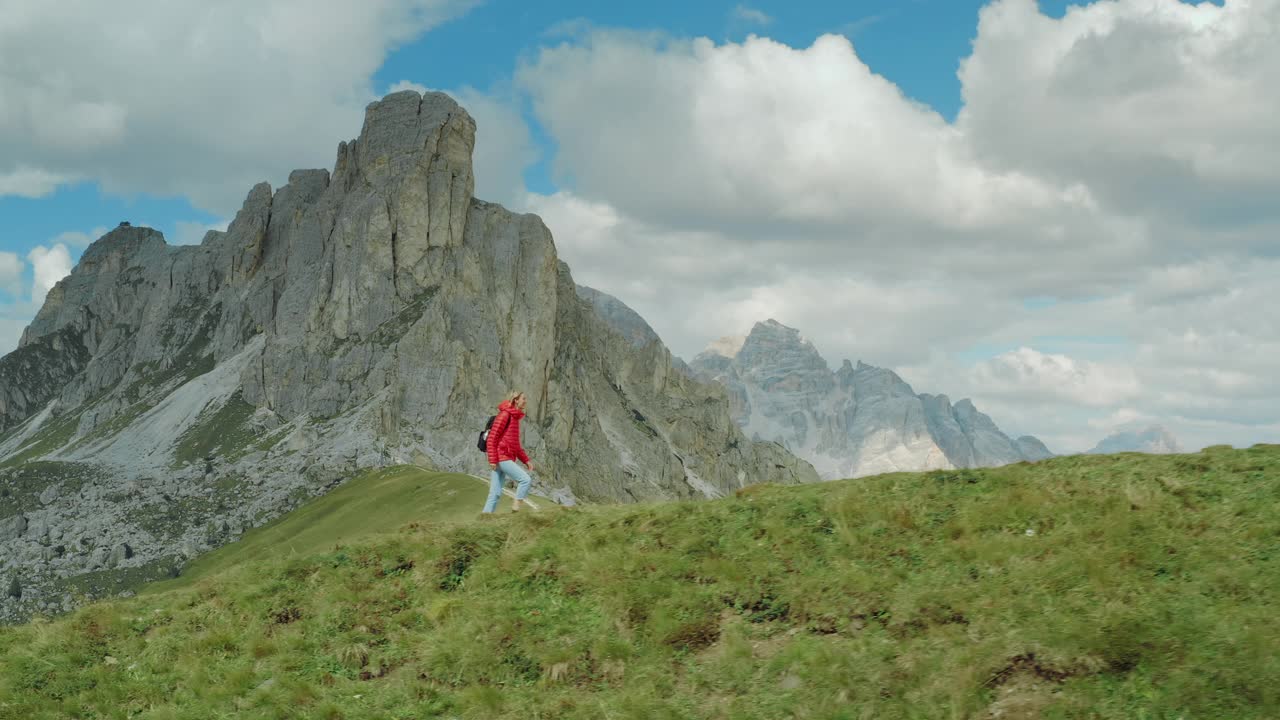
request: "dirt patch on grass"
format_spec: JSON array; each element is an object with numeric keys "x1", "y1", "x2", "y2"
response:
[
  {"x1": 664, "y1": 615, "x2": 721, "y2": 652},
  {"x1": 984, "y1": 653, "x2": 1077, "y2": 689},
  {"x1": 981, "y1": 653, "x2": 1085, "y2": 719},
  {"x1": 270, "y1": 606, "x2": 302, "y2": 625},
  {"x1": 984, "y1": 675, "x2": 1059, "y2": 719}
]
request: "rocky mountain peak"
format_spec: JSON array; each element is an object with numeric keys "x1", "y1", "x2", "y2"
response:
[
  {"x1": 1088, "y1": 425, "x2": 1182, "y2": 455},
  {"x1": 850, "y1": 361, "x2": 916, "y2": 399},
  {"x1": 744, "y1": 319, "x2": 810, "y2": 347},
  {"x1": 1015, "y1": 435, "x2": 1055, "y2": 461},
  {"x1": 735, "y1": 319, "x2": 828, "y2": 376},
  {"x1": 338, "y1": 90, "x2": 475, "y2": 190},
  {"x1": 80, "y1": 224, "x2": 166, "y2": 265},
  {"x1": 0, "y1": 90, "x2": 817, "y2": 622},
  {"x1": 20, "y1": 224, "x2": 171, "y2": 352},
  {"x1": 690, "y1": 320, "x2": 1055, "y2": 480},
  {"x1": 950, "y1": 398, "x2": 1004, "y2": 434}
]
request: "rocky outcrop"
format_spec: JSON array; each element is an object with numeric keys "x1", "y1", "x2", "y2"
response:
[
  {"x1": 946, "y1": 398, "x2": 1027, "y2": 467},
  {"x1": 0, "y1": 91, "x2": 817, "y2": 622},
  {"x1": 1015, "y1": 435, "x2": 1054, "y2": 461},
  {"x1": 0, "y1": 326, "x2": 91, "y2": 434},
  {"x1": 1087, "y1": 426, "x2": 1182, "y2": 455},
  {"x1": 690, "y1": 319, "x2": 1053, "y2": 479},
  {"x1": 0, "y1": 516, "x2": 27, "y2": 542}
]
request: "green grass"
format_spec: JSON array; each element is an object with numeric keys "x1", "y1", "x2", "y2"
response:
[
  {"x1": 51, "y1": 559, "x2": 185, "y2": 607},
  {"x1": 250, "y1": 423, "x2": 293, "y2": 456},
  {"x1": 1, "y1": 446, "x2": 1277, "y2": 719},
  {"x1": 150, "y1": 465, "x2": 551, "y2": 591},
  {"x1": 170, "y1": 393, "x2": 261, "y2": 468}
]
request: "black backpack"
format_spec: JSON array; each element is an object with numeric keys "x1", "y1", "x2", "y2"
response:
[{"x1": 477, "y1": 415, "x2": 497, "y2": 452}]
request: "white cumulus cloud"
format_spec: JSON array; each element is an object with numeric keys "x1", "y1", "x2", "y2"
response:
[
  {"x1": 519, "y1": 32, "x2": 1098, "y2": 235},
  {"x1": 957, "y1": 0, "x2": 1280, "y2": 228},
  {"x1": 0, "y1": 0, "x2": 478, "y2": 214},
  {"x1": 0, "y1": 166, "x2": 75, "y2": 198},
  {"x1": 26, "y1": 243, "x2": 72, "y2": 305},
  {"x1": 969, "y1": 347, "x2": 1141, "y2": 408}
]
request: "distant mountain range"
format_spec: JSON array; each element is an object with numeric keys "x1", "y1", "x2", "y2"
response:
[
  {"x1": 574, "y1": 290, "x2": 1191, "y2": 479},
  {"x1": 684, "y1": 319, "x2": 1054, "y2": 480},
  {"x1": 1087, "y1": 425, "x2": 1182, "y2": 455}
]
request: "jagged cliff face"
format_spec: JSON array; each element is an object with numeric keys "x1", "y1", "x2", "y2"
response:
[
  {"x1": 689, "y1": 319, "x2": 1053, "y2": 480},
  {"x1": 0, "y1": 91, "x2": 816, "y2": 621}
]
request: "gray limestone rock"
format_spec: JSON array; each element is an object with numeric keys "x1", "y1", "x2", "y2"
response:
[
  {"x1": 0, "y1": 516, "x2": 27, "y2": 542},
  {"x1": 920, "y1": 394, "x2": 976, "y2": 468},
  {"x1": 1015, "y1": 435, "x2": 1054, "y2": 462},
  {"x1": 948, "y1": 398, "x2": 1026, "y2": 467},
  {"x1": 39, "y1": 484, "x2": 60, "y2": 505},
  {"x1": 108, "y1": 543, "x2": 132, "y2": 568},
  {"x1": 27, "y1": 517, "x2": 48, "y2": 543}
]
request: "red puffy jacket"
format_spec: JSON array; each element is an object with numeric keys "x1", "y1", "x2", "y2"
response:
[{"x1": 486, "y1": 400, "x2": 530, "y2": 466}]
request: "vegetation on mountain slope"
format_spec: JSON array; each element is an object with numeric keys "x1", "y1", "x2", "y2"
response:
[
  {"x1": 0, "y1": 446, "x2": 1276, "y2": 719},
  {"x1": 150, "y1": 465, "x2": 552, "y2": 591}
]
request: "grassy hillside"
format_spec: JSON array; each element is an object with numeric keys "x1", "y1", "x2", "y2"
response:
[
  {"x1": 151, "y1": 465, "x2": 554, "y2": 591},
  {"x1": 1, "y1": 446, "x2": 1277, "y2": 719}
]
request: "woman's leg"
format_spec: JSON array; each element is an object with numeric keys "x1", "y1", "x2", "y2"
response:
[
  {"x1": 499, "y1": 460, "x2": 532, "y2": 509},
  {"x1": 482, "y1": 466, "x2": 506, "y2": 513}
]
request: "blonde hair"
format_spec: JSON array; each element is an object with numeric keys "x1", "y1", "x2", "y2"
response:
[{"x1": 504, "y1": 390, "x2": 526, "y2": 404}]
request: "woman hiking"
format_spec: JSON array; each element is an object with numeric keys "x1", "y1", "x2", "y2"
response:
[{"x1": 483, "y1": 391, "x2": 535, "y2": 514}]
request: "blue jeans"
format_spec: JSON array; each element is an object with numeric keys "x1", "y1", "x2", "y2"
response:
[{"x1": 483, "y1": 460, "x2": 531, "y2": 513}]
